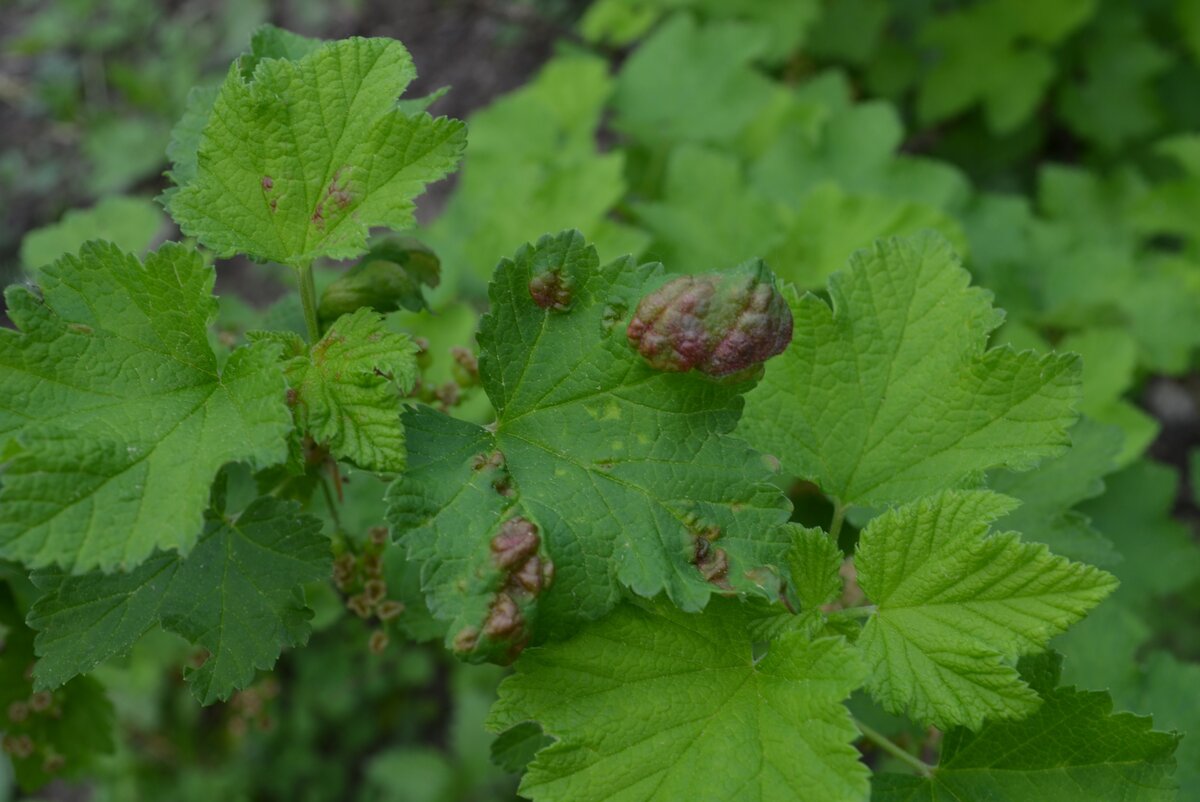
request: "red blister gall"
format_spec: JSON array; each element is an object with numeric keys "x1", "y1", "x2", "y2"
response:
[{"x1": 626, "y1": 259, "x2": 792, "y2": 377}]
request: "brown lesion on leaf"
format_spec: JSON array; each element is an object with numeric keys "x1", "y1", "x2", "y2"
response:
[
  {"x1": 453, "y1": 516, "x2": 556, "y2": 663},
  {"x1": 528, "y1": 254, "x2": 575, "y2": 312},
  {"x1": 685, "y1": 512, "x2": 733, "y2": 589},
  {"x1": 311, "y1": 166, "x2": 354, "y2": 230}
]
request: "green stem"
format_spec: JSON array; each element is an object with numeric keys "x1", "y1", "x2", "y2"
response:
[
  {"x1": 299, "y1": 261, "x2": 320, "y2": 343},
  {"x1": 853, "y1": 716, "x2": 933, "y2": 777},
  {"x1": 828, "y1": 499, "x2": 847, "y2": 543},
  {"x1": 319, "y1": 476, "x2": 344, "y2": 535}
]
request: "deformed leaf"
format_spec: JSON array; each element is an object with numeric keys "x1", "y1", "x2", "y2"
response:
[
  {"x1": 166, "y1": 35, "x2": 465, "y2": 265},
  {"x1": 488, "y1": 598, "x2": 869, "y2": 802},
  {"x1": 856, "y1": 490, "x2": 1116, "y2": 729},
  {"x1": 28, "y1": 497, "x2": 330, "y2": 705},
  {"x1": 0, "y1": 242, "x2": 291, "y2": 573},
  {"x1": 260, "y1": 308, "x2": 418, "y2": 472},
  {"x1": 388, "y1": 231, "x2": 791, "y2": 661},
  {"x1": 739, "y1": 232, "x2": 1081, "y2": 509}
]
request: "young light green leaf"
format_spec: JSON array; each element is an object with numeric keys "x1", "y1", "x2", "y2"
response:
[
  {"x1": 19, "y1": 196, "x2": 165, "y2": 273},
  {"x1": 166, "y1": 36, "x2": 465, "y2": 265},
  {"x1": 856, "y1": 490, "x2": 1116, "y2": 729},
  {"x1": 262, "y1": 308, "x2": 418, "y2": 472},
  {"x1": 487, "y1": 598, "x2": 869, "y2": 802},
  {"x1": 422, "y1": 54, "x2": 645, "y2": 299},
  {"x1": 27, "y1": 497, "x2": 329, "y2": 705},
  {"x1": 0, "y1": 242, "x2": 291, "y2": 573},
  {"x1": 613, "y1": 15, "x2": 775, "y2": 146},
  {"x1": 872, "y1": 652, "x2": 1179, "y2": 802},
  {"x1": 739, "y1": 232, "x2": 1081, "y2": 508},
  {"x1": 790, "y1": 525, "x2": 844, "y2": 612},
  {"x1": 387, "y1": 231, "x2": 791, "y2": 662}
]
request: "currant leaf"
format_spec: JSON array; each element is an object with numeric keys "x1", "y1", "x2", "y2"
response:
[
  {"x1": 856, "y1": 490, "x2": 1116, "y2": 729},
  {"x1": 387, "y1": 231, "x2": 792, "y2": 662},
  {"x1": 256, "y1": 308, "x2": 418, "y2": 472},
  {"x1": 739, "y1": 232, "x2": 1081, "y2": 509},
  {"x1": 488, "y1": 598, "x2": 869, "y2": 802},
  {"x1": 27, "y1": 497, "x2": 329, "y2": 705},
  {"x1": 872, "y1": 652, "x2": 1179, "y2": 802},
  {"x1": 165, "y1": 35, "x2": 465, "y2": 265},
  {"x1": 0, "y1": 242, "x2": 291, "y2": 573}
]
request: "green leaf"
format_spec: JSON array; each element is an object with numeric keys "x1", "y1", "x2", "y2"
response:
[
  {"x1": 422, "y1": 54, "x2": 645, "y2": 299},
  {"x1": 633, "y1": 144, "x2": 787, "y2": 274},
  {"x1": 1059, "y1": 328, "x2": 1157, "y2": 465},
  {"x1": 739, "y1": 233, "x2": 1082, "y2": 508},
  {"x1": 872, "y1": 652, "x2": 1179, "y2": 802},
  {"x1": 987, "y1": 418, "x2": 1122, "y2": 567},
  {"x1": 19, "y1": 196, "x2": 165, "y2": 273},
  {"x1": 490, "y1": 722, "x2": 552, "y2": 773},
  {"x1": 917, "y1": 0, "x2": 1096, "y2": 132},
  {"x1": 790, "y1": 525, "x2": 844, "y2": 612},
  {"x1": 613, "y1": 14, "x2": 775, "y2": 147},
  {"x1": 1078, "y1": 459, "x2": 1200, "y2": 610},
  {"x1": 266, "y1": 308, "x2": 418, "y2": 473},
  {"x1": 1057, "y1": 8, "x2": 1171, "y2": 151},
  {"x1": 1131, "y1": 652, "x2": 1200, "y2": 795},
  {"x1": 0, "y1": 587, "x2": 114, "y2": 792},
  {"x1": 387, "y1": 231, "x2": 791, "y2": 661},
  {"x1": 166, "y1": 36, "x2": 465, "y2": 265},
  {"x1": 0, "y1": 242, "x2": 290, "y2": 572},
  {"x1": 487, "y1": 598, "x2": 869, "y2": 802},
  {"x1": 856, "y1": 490, "x2": 1116, "y2": 729},
  {"x1": 27, "y1": 496, "x2": 329, "y2": 705},
  {"x1": 163, "y1": 26, "x2": 322, "y2": 195}
]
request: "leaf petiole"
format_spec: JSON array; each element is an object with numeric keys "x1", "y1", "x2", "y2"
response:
[
  {"x1": 853, "y1": 716, "x2": 933, "y2": 777},
  {"x1": 299, "y1": 261, "x2": 320, "y2": 343}
]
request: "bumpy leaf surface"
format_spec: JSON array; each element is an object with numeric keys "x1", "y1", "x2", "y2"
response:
[
  {"x1": 260, "y1": 308, "x2": 417, "y2": 472},
  {"x1": 739, "y1": 233, "x2": 1081, "y2": 508},
  {"x1": 388, "y1": 231, "x2": 791, "y2": 660},
  {"x1": 872, "y1": 653, "x2": 1179, "y2": 801},
  {"x1": 166, "y1": 36, "x2": 465, "y2": 265},
  {"x1": 0, "y1": 242, "x2": 290, "y2": 572},
  {"x1": 856, "y1": 490, "x2": 1116, "y2": 729},
  {"x1": 488, "y1": 599, "x2": 869, "y2": 802},
  {"x1": 28, "y1": 497, "x2": 329, "y2": 704}
]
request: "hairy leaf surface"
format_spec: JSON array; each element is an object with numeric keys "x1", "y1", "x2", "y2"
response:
[{"x1": 167, "y1": 36, "x2": 465, "y2": 264}]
